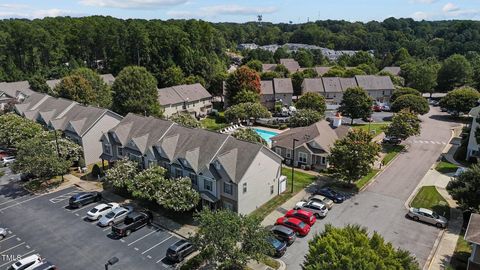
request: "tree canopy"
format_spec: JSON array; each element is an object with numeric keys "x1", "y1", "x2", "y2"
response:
[
  {"x1": 71, "y1": 68, "x2": 112, "y2": 108},
  {"x1": 224, "y1": 102, "x2": 271, "y2": 122},
  {"x1": 385, "y1": 110, "x2": 421, "y2": 140},
  {"x1": 447, "y1": 164, "x2": 480, "y2": 211},
  {"x1": 391, "y1": 94, "x2": 430, "y2": 115},
  {"x1": 390, "y1": 87, "x2": 421, "y2": 103},
  {"x1": 0, "y1": 113, "x2": 44, "y2": 148},
  {"x1": 55, "y1": 75, "x2": 96, "y2": 105},
  {"x1": 338, "y1": 87, "x2": 372, "y2": 124},
  {"x1": 225, "y1": 66, "x2": 261, "y2": 106},
  {"x1": 439, "y1": 87, "x2": 480, "y2": 114},
  {"x1": 437, "y1": 54, "x2": 473, "y2": 91},
  {"x1": 289, "y1": 109, "x2": 323, "y2": 127},
  {"x1": 232, "y1": 128, "x2": 267, "y2": 146},
  {"x1": 170, "y1": 113, "x2": 201, "y2": 128},
  {"x1": 295, "y1": 92, "x2": 326, "y2": 114}
]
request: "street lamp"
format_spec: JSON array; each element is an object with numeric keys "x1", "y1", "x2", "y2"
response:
[
  {"x1": 105, "y1": 257, "x2": 119, "y2": 270},
  {"x1": 53, "y1": 129, "x2": 64, "y2": 182},
  {"x1": 291, "y1": 138, "x2": 299, "y2": 193}
]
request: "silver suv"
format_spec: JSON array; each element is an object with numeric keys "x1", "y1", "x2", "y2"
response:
[
  {"x1": 295, "y1": 201, "x2": 329, "y2": 218},
  {"x1": 98, "y1": 206, "x2": 133, "y2": 227}
]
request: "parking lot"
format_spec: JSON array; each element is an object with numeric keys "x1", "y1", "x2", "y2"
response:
[{"x1": 0, "y1": 170, "x2": 181, "y2": 270}]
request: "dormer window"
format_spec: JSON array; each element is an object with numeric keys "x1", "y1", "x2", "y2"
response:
[{"x1": 103, "y1": 143, "x2": 112, "y2": 155}]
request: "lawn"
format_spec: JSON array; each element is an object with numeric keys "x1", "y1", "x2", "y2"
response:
[
  {"x1": 411, "y1": 186, "x2": 450, "y2": 219},
  {"x1": 355, "y1": 169, "x2": 380, "y2": 190},
  {"x1": 435, "y1": 161, "x2": 459, "y2": 174},
  {"x1": 250, "y1": 167, "x2": 317, "y2": 220},
  {"x1": 201, "y1": 113, "x2": 228, "y2": 131},
  {"x1": 449, "y1": 230, "x2": 472, "y2": 270},
  {"x1": 352, "y1": 122, "x2": 390, "y2": 136},
  {"x1": 382, "y1": 144, "x2": 405, "y2": 165}
]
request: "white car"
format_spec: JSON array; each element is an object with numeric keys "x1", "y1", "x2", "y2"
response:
[
  {"x1": 87, "y1": 203, "x2": 120, "y2": 221},
  {"x1": 1, "y1": 156, "x2": 15, "y2": 166},
  {"x1": 7, "y1": 254, "x2": 43, "y2": 270},
  {"x1": 0, "y1": 227, "x2": 6, "y2": 240},
  {"x1": 294, "y1": 201, "x2": 329, "y2": 218}
]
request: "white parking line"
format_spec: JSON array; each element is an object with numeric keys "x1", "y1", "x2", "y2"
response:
[
  {"x1": 0, "y1": 194, "x2": 48, "y2": 211},
  {"x1": 0, "y1": 195, "x2": 34, "y2": 206},
  {"x1": 103, "y1": 227, "x2": 111, "y2": 232},
  {"x1": 156, "y1": 257, "x2": 166, "y2": 264},
  {"x1": 49, "y1": 191, "x2": 79, "y2": 204},
  {"x1": 128, "y1": 229, "x2": 160, "y2": 246},
  {"x1": 0, "y1": 242, "x2": 25, "y2": 255},
  {"x1": 0, "y1": 234, "x2": 16, "y2": 243},
  {"x1": 0, "y1": 250, "x2": 36, "y2": 268},
  {"x1": 141, "y1": 236, "x2": 173, "y2": 255}
]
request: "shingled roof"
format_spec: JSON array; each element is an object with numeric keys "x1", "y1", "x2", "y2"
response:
[
  {"x1": 157, "y1": 83, "x2": 212, "y2": 106},
  {"x1": 355, "y1": 75, "x2": 395, "y2": 90},
  {"x1": 273, "y1": 78, "x2": 293, "y2": 94},
  {"x1": 261, "y1": 81, "x2": 274, "y2": 95},
  {"x1": 381, "y1": 67, "x2": 401, "y2": 76},
  {"x1": 46, "y1": 74, "x2": 116, "y2": 89},
  {"x1": 262, "y1": 64, "x2": 277, "y2": 72},
  {"x1": 14, "y1": 92, "x2": 49, "y2": 115},
  {"x1": 322, "y1": 77, "x2": 343, "y2": 93},
  {"x1": 0, "y1": 81, "x2": 34, "y2": 98},
  {"x1": 465, "y1": 213, "x2": 480, "y2": 245},
  {"x1": 280, "y1": 59, "x2": 301, "y2": 73},
  {"x1": 22, "y1": 96, "x2": 77, "y2": 124},
  {"x1": 302, "y1": 78, "x2": 324, "y2": 94}
]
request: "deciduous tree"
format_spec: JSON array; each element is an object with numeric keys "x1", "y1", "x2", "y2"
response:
[
  {"x1": 338, "y1": 87, "x2": 372, "y2": 125},
  {"x1": 129, "y1": 166, "x2": 166, "y2": 200},
  {"x1": 439, "y1": 87, "x2": 480, "y2": 114},
  {"x1": 170, "y1": 113, "x2": 200, "y2": 128},
  {"x1": 225, "y1": 66, "x2": 261, "y2": 106},
  {"x1": 155, "y1": 176, "x2": 200, "y2": 212},
  {"x1": 296, "y1": 92, "x2": 326, "y2": 114},
  {"x1": 447, "y1": 164, "x2": 480, "y2": 211},
  {"x1": 390, "y1": 87, "x2": 421, "y2": 103},
  {"x1": 105, "y1": 158, "x2": 138, "y2": 189},
  {"x1": 289, "y1": 109, "x2": 323, "y2": 127},
  {"x1": 0, "y1": 113, "x2": 44, "y2": 148},
  {"x1": 232, "y1": 128, "x2": 267, "y2": 146},
  {"x1": 71, "y1": 68, "x2": 112, "y2": 108},
  {"x1": 391, "y1": 94, "x2": 429, "y2": 115},
  {"x1": 437, "y1": 54, "x2": 473, "y2": 91},
  {"x1": 55, "y1": 75, "x2": 96, "y2": 105},
  {"x1": 385, "y1": 110, "x2": 421, "y2": 140},
  {"x1": 225, "y1": 102, "x2": 271, "y2": 122}
]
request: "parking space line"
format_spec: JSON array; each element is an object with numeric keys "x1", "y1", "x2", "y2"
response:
[
  {"x1": 127, "y1": 229, "x2": 160, "y2": 246},
  {"x1": 141, "y1": 236, "x2": 173, "y2": 255},
  {"x1": 0, "y1": 194, "x2": 47, "y2": 211},
  {"x1": 103, "y1": 227, "x2": 110, "y2": 232},
  {"x1": 0, "y1": 242, "x2": 25, "y2": 255},
  {"x1": 0, "y1": 195, "x2": 34, "y2": 206},
  {"x1": 70, "y1": 205, "x2": 88, "y2": 214},
  {"x1": 156, "y1": 257, "x2": 166, "y2": 264},
  {"x1": 0, "y1": 250, "x2": 36, "y2": 268},
  {"x1": 49, "y1": 191, "x2": 79, "y2": 204},
  {"x1": 0, "y1": 234, "x2": 16, "y2": 243}
]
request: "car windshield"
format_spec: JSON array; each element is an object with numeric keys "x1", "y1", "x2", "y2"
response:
[
  {"x1": 432, "y1": 212, "x2": 440, "y2": 219},
  {"x1": 268, "y1": 237, "x2": 283, "y2": 248},
  {"x1": 90, "y1": 208, "x2": 98, "y2": 213},
  {"x1": 298, "y1": 222, "x2": 306, "y2": 228},
  {"x1": 105, "y1": 211, "x2": 115, "y2": 218}
]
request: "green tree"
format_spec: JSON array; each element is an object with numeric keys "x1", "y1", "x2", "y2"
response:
[
  {"x1": 129, "y1": 165, "x2": 166, "y2": 200},
  {"x1": 338, "y1": 87, "x2": 372, "y2": 124},
  {"x1": 294, "y1": 49, "x2": 314, "y2": 67},
  {"x1": 260, "y1": 71, "x2": 281, "y2": 80},
  {"x1": 437, "y1": 54, "x2": 473, "y2": 91},
  {"x1": 71, "y1": 68, "x2": 112, "y2": 108},
  {"x1": 344, "y1": 67, "x2": 367, "y2": 77},
  {"x1": 55, "y1": 75, "x2": 96, "y2": 105},
  {"x1": 112, "y1": 66, "x2": 162, "y2": 117},
  {"x1": 303, "y1": 224, "x2": 419, "y2": 270},
  {"x1": 28, "y1": 75, "x2": 51, "y2": 94},
  {"x1": 155, "y1": 176, "x2": 200, "y2": 212},
  {"x1": 328, "y1": 129, "x2": 381, "y2": 183},
  {"x1": 232, "y1": 89, "x2": 260, "y2": 104},
  {"x1": 225, "y1": 66, "x2": 261, "y2": 105},
  {"x1": 159, "y1": 65, "x2": 185, "y2": 88},
  {"x1": 391, "y1": 94, "x2": 429, "y2": 115},
  {"x1": 401, "y1": 60, "x2": 439, "y2": 95},
  {"x1": 274, "y1": 64, "x2": 290, "y2": 77},
  {"x1": 192, "y1": 209, "x2": 272, "y2": 268},
  {"x1": 170, "y1": 113, "x2": 200, "y2": 128},
  {"x1": 289, "y1": 109, "x2": 323, "y2": 127},
  {"x1": 245, "y1": 60, "x2": 263, "y2": 72},
  {"x1": 0, "y1": 113, "x2": 44, "y2": 148},
  {"x1": 323, "y1": 66, "x2": 346, "y2": 77},
  {"x1": 447, "y1": 164, "x2": 480, "y2": 211},
  {"x1": 232, "y1": 128, "x2": 267, "y2": 146},
  {"x1": 105, "y1": 158, "x2": 138, "y2": 189},
  {"x1": 390, "y1": 87, "x2": 421, "y2": 103},
  {"x1": 385, "y1": 110, "x2": 421, "y2": 140},
  {"x1": 439, "y1": 87, "x2": 480, "y2": 114},
  {"x1": 225, "y1": 102, "x2": 271, "y2": 122},
  {"x1": 296, "y1": 92, "x2": 326, "y2": 114}
]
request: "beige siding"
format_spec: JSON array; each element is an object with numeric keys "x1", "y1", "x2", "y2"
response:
[{"x1": 82, "y1": 113, "x2": 122, "y2": 165}]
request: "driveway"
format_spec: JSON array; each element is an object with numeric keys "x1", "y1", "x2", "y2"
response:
[{"x1": 282, "y1": 107, "x2": 460, "y2": 269}]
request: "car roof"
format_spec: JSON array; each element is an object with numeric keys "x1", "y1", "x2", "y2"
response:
[
  {"x1": 310, "y1": 194, "x2": 326, "y2": 200},
  {"x1": 308, "y1": 201, "x2": 324, "y2": 207},
  {"x1": 169, "y1": 240, "x2": 190, "y2": 250},
  {"x1": 93, "y1": 203, "x2": 109, "y2": 209},
  {"x1": 285, "y1": 217, "x2": 301, "y2": 225},
  {"x1": 289, "y1": 209, "x2": 312, "y2": 216},
  {"x1": 112, "y1": 206, "x2": 128, "y2": 213},
  {"x1": 418, "y1": 208, "x2": 434, "y2": 215},
  {"x1": 127, "y1": 211, "x2": 145, "y2": 218},
  {"x1": 15, "y1": 254, "x2": 40, "y2": 265},
  {"x1": 271, "y1": 225, "x2": 294, "y2": 234}
]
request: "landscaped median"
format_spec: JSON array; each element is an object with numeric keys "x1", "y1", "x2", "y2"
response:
[{"x1": 410, "y1": 186, "x2": 450, "y2": 219}]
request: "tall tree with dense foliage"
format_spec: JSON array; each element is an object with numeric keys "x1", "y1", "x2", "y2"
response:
[
  {"x1": 169, "y1": 113, "x2": 200, "y2": 128},
  {"x1": 328, "y1": 129, "x2": 381, "y2": 183},
  {"x1": 158, "y1": 65, "x2": 185, "y2": 88},
  {"x1": 55, "y1": 75, "x2": 96, "y2": 105},
  {"x1": 155, "y1": 176, "x2": 200, "y2": 212},
  {"x1": 28, "y1": 75, "x2": 51, "y2": 94},
  {"x1": 129, "y1": 166, "x2": 166, "y2": 200},
  {"x1": 447, "y1": 164, "x2": 480, "y2": 211},
  {"x1": 192, "y1": 209, "x2": 272, "y2": 268},
  {"x1": 385, "y1": 110, "x2": 421, "y2": 140},
  {"x1": 105, "y1": 158, "x2": 138, "y2": 189},
  {"x1": 437, "y1": 54, "x2": 473, "y2": 91},
  {"x1": 303, "y1": 224, "x2": 419, "y2": 270},
  {"x1": 338, "y1": 87, "x2": 372, "y2": 125},
  {"x1": 439, "y1": 87, "x2": 480, "y2": 114},
  {"x1": 225, "y1": 66, "x2": 261, "y2": 105},
  {"x1": 71, "y1": 68, "x2": 112, "y2": 108},
  {"x1": 296, "y1": 92, "x2": 327, "y2": 114},
  {"x1": 391, "y1": 94, "x2": 429, "y2": 115},
  {"x1": 225, "y1": 102, "x2": 271, "y2": 122},
  {"x1": 289, "y1": 109, "x2": 323, "y2": 127},
  {"x1": 0, "y1": 113, "x2": 44, "y2": 148},
  {"x1": 401, "y1": 60, "x2": 439, "y2": 95},
  {"x1": 390, "y1": 87, "x2": 421, "y2": 103},
  {"x1": 245, "y1": 60, "x2": 263, "y2": 72},
  {"x1": 232, "y1": 128, "x2": 267, "y2": 146},
  {"x1": 112, "y1": 66, "x2": 162, "y2": 117},
  {"x1": 232, "y1": 89, "x2": 260, "y2": 104}
]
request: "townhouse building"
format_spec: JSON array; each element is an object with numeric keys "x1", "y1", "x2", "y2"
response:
[{"x1": 157, "y1": 83, "x2": 212, "y2": 118}]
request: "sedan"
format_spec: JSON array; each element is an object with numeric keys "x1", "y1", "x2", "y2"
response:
[
  {"x1": 308, "y1": 194, "x2": 334, "y2": 209},
  {"x1": 0, "y1": 227, "x2": 6, "y2": 240},
  {"x1": 383, "y1": 136, "x2": 401, "y2": 145},
  {"x1": 7, "y1": 254, "x2": 44, "y2": 270},
  {"x1": 295, "y1": 201, "x2": 328, "y2": 218},
  {"x1": 98, "y1": 206, "x2": 133, "y2": 227},
  {"x1": 314, "y1": 187, "x2": 346, "y2": 203},
  {"x1": 275, "y1": 217, "x2": 310, "y2": 236},
  {"x1": 68, "y1": 192, "x2": 102, "y2": 208},
  {"x1": 407, "y1": 207, "x2": 448, "y2": 228},
  {"x1": 86, "y1": 203, "x2": 120, "y2": 221},
  {"x1": 285, "y1": 209, "x2": 316, "y2": 226},
  {"x1": 267, "y1": 237, "x2": 287, "y2": 258}
]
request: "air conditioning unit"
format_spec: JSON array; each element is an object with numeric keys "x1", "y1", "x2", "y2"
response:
[{"x1": 300, "y1": 165, "x2": 306, "y2": 170}]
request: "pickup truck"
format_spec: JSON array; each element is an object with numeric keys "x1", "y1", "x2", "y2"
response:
[{"x1": 111, "y1": 211, "x2": 153, "y2": 237}]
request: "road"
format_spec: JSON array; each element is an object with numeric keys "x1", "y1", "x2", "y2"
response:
[{"x1": 282, "y1": 107, "x2": 460, "y2": 269}]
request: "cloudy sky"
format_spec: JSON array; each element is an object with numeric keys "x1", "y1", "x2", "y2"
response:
[{"x1": 0, "y1": 0, "x2": 479, "y2": 22}]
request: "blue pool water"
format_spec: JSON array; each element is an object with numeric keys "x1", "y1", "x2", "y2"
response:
[{"x1": 254, "y1": 128, "x2": 279, "y2": 144}]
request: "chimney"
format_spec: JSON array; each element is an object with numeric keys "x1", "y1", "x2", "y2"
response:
[{"x1": 333, "y1": 112, "x2": 342, "y2": 128}]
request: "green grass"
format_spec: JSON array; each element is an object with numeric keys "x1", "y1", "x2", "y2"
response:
[
  {"x1": 201, "y1": 113, "x2": 228, "y2": 131},
  {"x1": 250, "y1": 167, "x2": 317, "y2": 220},
  {"x1": 352, "y1": 122, "x2": 390, "y2": 136},
  {"x1": 449, "y1": 230, "x2": 472, "y2": 270},
  {"x1": 355, "y1": 169, "x2": 380, "y2": 190},
  {"x1": 411, "y1": 186, "x2": 450, "y2": 219},
  {"x1": 435, "y1": 161, "x2": 459, "y2": 174},
  {"x1": 382, "y1": 144, "x2": 405, "y2": 165},
  {"x1": 260, "y1": 256, "x2": 280, "y2": 269}
]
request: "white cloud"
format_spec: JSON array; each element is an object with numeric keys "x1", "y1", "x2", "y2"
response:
[
  {"x1": 0, "y1": 3, "x2": 30, "y2": 9},
  {"x1": 168, "y1": 4, "x2": 277, "y2": 19},
  {"x1": 442, "y1": 3, "x2": 460, "y2": 12},
  {"x1": 0, "y1": 5, "x2": 83, "y2": 19},
  {"x1": 79, "y1": 0, "x2": 188, "y2": 9},
  {"x1": 411, "y1": 11, "x2": 430, "y2": 20}
]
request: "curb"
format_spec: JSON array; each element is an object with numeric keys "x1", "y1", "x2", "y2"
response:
[
  {"x1": 424, "y1": 229, "x2": 445, "y2": 270},
  {"x1": 275, "y1": 259, "x2": 287, "y2": 270}
]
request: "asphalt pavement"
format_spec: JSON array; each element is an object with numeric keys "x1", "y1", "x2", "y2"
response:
[{"x1": 282, "y1": 107, "x2": 460, "y2": 269}]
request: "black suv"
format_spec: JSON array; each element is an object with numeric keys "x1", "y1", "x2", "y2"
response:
[
  {"x1": 68, "y1": 192, "x2": 102, "y2": 208},
  {"x1": 112, "y1": 211, "x2": 153, "y2": 237},
  {"x1": 271, "y1": 225, "x2": 296, "y2": 245},
  {"x1": 166, "y1": 240, "x2": 195, "y2": 263}
]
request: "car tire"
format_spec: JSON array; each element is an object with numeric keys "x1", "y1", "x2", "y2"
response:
[
  {"x1": 413, "y1": 216, "x2": 419, "y2": 221},
  {"x1": 126, "y1": 230, "x2": 131, "y2": 236},
  {"x1": 0, "y1": 235, "x2": 4, "y2": 240},
  {"x1": 108, "y1": 221, "x2": 113, "y2": 226},
  {"x1": 436, "y1": 223, "x2": 444, "y2": 228}
]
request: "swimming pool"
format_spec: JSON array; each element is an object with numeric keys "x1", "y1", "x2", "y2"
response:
[{"x1": 254, "y1": 128, "x2": 279, "y2": 144}]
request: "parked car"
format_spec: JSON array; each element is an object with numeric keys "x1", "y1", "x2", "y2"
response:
[
  {"x1": 432, "y1": 100, "x2": 440, "y2": 107},
  {"x1": 271, "y1": 225, "x2": 296, "y2": 245},
  {"x1": 362, "y1": 117, "x2": 374, "y2": 122},
  {"x1": 98, "y1": 206, "x2": 133, "y2": 227},
  {"x1": 86, "y1": 203, "x2": 120, "y2": 221},
  {"x1": 314, "y1": 187, "x2": 346, "y2": 203},
  {"x1": 440, "y1": 107, "x2": 448, "y2": 112},
  {"x1": 112, "y1": 211, "x2": 153, "y2": 237},
  {"x1": 31, "y1": 262, "x2": 57, "y2": 270},
  {"x1": 285, "y1": 209, "x2": 316, "y2": 226},
  {"x1": 407, "y1": 207, "x2": 448, "y2": 228},
  {"x1": 372, "y1": 105, "x2": 382, "y2": 112},
  {"x1": 308, "y1": 194, "x2": 334, "y2": 209},
  {"x1": 7, "y1": 254, "x2": 44, "y2": 270},
  {"x1": 275, "y1": 217, "x2": 310, "y2": 236},
  {"x1": 1, "y1": 156, "x2": 15, "y2": 166},
  {"x1": 267, "y1": 237, "x2": 287, "y2": 258},
  {"x1": 294, "y1": 201, "x2": 328, "y2": 218},
  {"x1": 68, "y1": 192, "x2": 102, "y2": 208},
  {"x1": 0, "y1": 227, "x2": 6, "y2": 240},
  {"x1": 382, "y1": 136, "x2": 401, "y2": 145},
  {"x1": 166, "y1": 240, "x2": 196, "y2": 263},
  {"x1": 381, "y1": 105, "x2": 391, "y2": 111}
]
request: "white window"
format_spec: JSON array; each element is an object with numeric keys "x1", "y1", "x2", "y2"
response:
[
  {"x1": 275, "y1": 147, "x2": 282, "y2": 156},
  {"x1": 298, "y1": 152, "x2": 307, "y2": 163},
  {"x1": 204, "y1": 179, "x2": 213, "y2": 191},
  {"x1": 286, "y1": 149, "x2": 292, "y2": 158},
  {"x1": 242, "y1": 183, "x2": 247, "y2": 194},
  {"x1": 103, "y1": 143, "x2": 112, "y2": 155},
  {"x1": 117, "y1": 147, "x2": 124, "y2": 156},
  {"x1": 320, "y1": 156, "x2": 327, "y2": 165},
  {"x1": 224, "y1": 182, "x2": 233, "y2": 195}
]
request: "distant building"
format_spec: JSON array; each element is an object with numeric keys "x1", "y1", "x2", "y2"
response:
[
  {"x1": 465, "y1": 213, "x2": 480, "y2": 270},
  {"x1": 157, "y1": 83, "x2": 212, "y2": 118},
  {"x1": 381, "y1": 67, "x2": 402, "y2": 76},
  {"x1": 262, "y1": 59, "x2": 301, "y2": 74},
  {"x1": 467, "y1": 106, "x2": 480, "y2": 161},
  {"x1": 0, "y1": 81, "x2": 34, "y2": 110},
  {"x1": 237, "y1": 43, "x2": 258, "y2": 50},
  {"x1": 355, "y1": 75, "x2": 395, "y2": 103},
  {"x1": 260, "y1": 78, "x2": 294, "y2": 109}
]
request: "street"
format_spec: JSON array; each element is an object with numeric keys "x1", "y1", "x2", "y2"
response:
[{"x1": 282, "y1": 107, "x2": 459, "y2": 269}]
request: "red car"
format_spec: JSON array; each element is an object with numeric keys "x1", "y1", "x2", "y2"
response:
[
  {"x1": 285, "y1": 209, "x2": 316, "y2": 226},
  {"x1": 275, "y1": 217, "x2": 310, "y2": 236},
  {"x1": 372, "y1": 105, "x2": 382, "y2": 112}
]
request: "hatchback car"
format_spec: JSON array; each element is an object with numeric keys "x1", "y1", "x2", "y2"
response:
[
  {"x1": 98, "y1": 206, "x2": 133, "y2": 227},
  {"x1": 0, "y1": 227, "x2": 7, "y2": 240},
  {"x1": 69, "y1": 192, "x2": 102, "y2": 208},
  {"x1": 275, "y1": 217, "x2": 310, "y2": 236},
  {"x1": 271, "y1": 225, "x2": 296, "y2": 245},
  {"x1": 285, "y1": 209, "x2": 316, "y2": 226},
  {"x1": 267, "y1": 237, "x2": 287, "y2": 258},
  {"x1": 315, "y1": 187, "x2": 346, "y2": 203},
  {"x1": 87, "y1": 203, "x2": 120, "y2": 221},
  {"x1": 295, "y1": 201, "x2": 328, "y2": 218},
  {"x1": 407, "y1": 207, "x2": 448, "y2": 228},
  {"x1": 166, "y1": 240, "x2": 196, "y2": 263},
  {"x1": 7, "y1": 254, "x2": 43, "y2": 270},
  {"x1": 308, "y1": 194, "x2": 334, "y2": 209}
]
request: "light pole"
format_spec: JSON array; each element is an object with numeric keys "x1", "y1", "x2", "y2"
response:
[
  {"x1": 291, "y1": 138, "x2": 299, "y2": 193},
  {"x1": 53, "y1": 129, "x2": 64, "y2": 182},
  {"x1": 105, "y1": 257, "x2": 119, "y2": 270}
]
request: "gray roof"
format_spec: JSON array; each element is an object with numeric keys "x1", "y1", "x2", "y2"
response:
[
  {"x1": 465, "y1": 213, "x2": 480, "y2": 245},
  {"x1": 158, "y1": 83, "x2": 211, "y2": 106},
  {"x1": 261, "y1": 81, "x2": 274, "y2": 95},
  {"x1": 314, "y1": 67, "x2": 332, "y2": 76},
  {"x1": 322, "y1": 77, "x2": 343, "y2": 93},
  {"x1": 23, "y1": 96, "x2": 77, "y2": 125},
  {"x1": 279, "y1": 59, "x2": 301, "y2": 73},
  {"x1": 14, "y1": 92, "x2": 49, "y2": 115},
  {"x1": 355, "y1": 75, "x2": 395, "y2": 91},
  {"x1": 302, "y1": 78, "x2": 324, "y2": 94},
  {"x1": 381, "y1": 67, "x2": 401, "y2": 76},
  {"x1": 0, "y1": 81, "x2": 34, "y2": 98},
  {"x1": 262, "y1": 64, "x2": 277, "y2": 72},
  {"x1": 273, "y1": 78, "x2": 293, "y2": 94},
  {"x1": 339, "y1": 77, "x2": 357, "y2": 91}
]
